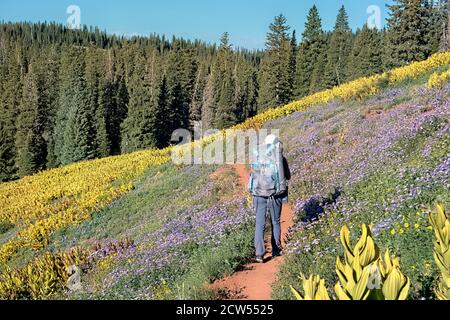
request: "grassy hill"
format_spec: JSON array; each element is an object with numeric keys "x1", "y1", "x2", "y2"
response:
[
  {"x1": 271, "y1": 69, "x2": 449, "y2": 300},
  {"x1": 0, "y1": 53, "x2": 449, "y2": 300}
]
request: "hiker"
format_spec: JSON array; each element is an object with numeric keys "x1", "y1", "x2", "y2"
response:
[{"x1": 248, "y1": 134, "x2": 291, "y2": 263}]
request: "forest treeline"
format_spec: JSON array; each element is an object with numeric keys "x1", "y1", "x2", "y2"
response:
[{"x1": 0, "y1": 0, "x2": 449, "y2": 181}]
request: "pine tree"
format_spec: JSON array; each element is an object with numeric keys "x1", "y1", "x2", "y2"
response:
[
  {"x1": 0, "y1": 118, "x2": 16, "y2": 181},
  {"x1": 258, "y1": 15, "x2": 294, "y2": 111},
  {"x1": 39, "y1": 46, "x2": 60, "y2": 169},
  {"x1": 96, "y1": 77, "x2": 112, "y2": 158},
  {"x1": 180, "y1": 48, "x2": 199, "y2": 130},
  {"x1": 348, "y1": 24, "x2": 383, "y2": 80},
  {"x1": 54, "y1": 48, "x2": 78, "y2": 165},
  {"x1": 60, "y1": 55, "x2": 96, "y2": 165},
  {"x1": 214, "y1": 33, "x2": 238, "y2": 129},
  {"x1": 385, "y1": 0, "x2": 430, "y2": 68},
  {"x1": 110, "y1": 73, "x2": 128, "y2": 154},
  {"x1": 423, "y1": 0, "x2": 444, "y2": 54},
  {"x1": 53, "y1": 47, "x2": 97, "y2": 165},
  {"x1": 0, "y1": 45, "x2": 23, "y2": 180},
  {"x1": 154, "y1": 76, "x2": 170, "y2": 148},
  {"x1": 324, "y1": 6, "x2": 353, "y2": 87},
  {"x1": 164, "y1": 42, "x2": 190, "y2": 138},
  {"x1": 438, "y1": 0, "x2": 450, "y2": 50},
  {"x1": 234, "y1": 56, "x2": 259, "y2": 121},
  {"x1": 190, "y1": 63, "x2": 208, "y2": 128},
  {"x1": 15, "y1": 67, "x2": 47, "y2": 177},
  {"x1": 201, "y1": 72, "x2": 216, "y2": 130},
  {"x1": 289, "y1": 31, "x2": 297, "y2": 97},
  {"x1": 294, "y1": 5, "x2": 327, "y2": 98},
  {"x1": 86, "y1": 48, "x2": 110, "y2": 158},
  {"x1": 120, "y1": 55, "x2": 156, "y2": 153}
]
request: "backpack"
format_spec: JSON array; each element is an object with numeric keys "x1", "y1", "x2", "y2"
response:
[{"x1": 248, "y1": 142, "x2": 286, "y2": 198}]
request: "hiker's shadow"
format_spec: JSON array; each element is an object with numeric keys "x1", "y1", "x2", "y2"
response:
[{"x1": 301, "y1": 188, "x2": 342, "y2": 222}]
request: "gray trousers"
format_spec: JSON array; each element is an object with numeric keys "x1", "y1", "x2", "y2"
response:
[{"x1": 253, "y1": 195, "x2": 283, "y2": 257}]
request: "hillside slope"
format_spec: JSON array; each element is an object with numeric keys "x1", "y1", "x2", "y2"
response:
[
  {"x1": 271, "y1": 71, "x2": 449, "y2": 299},
  {"x1": 0, "y1": 53, "x2": 449, "y2": 300}
]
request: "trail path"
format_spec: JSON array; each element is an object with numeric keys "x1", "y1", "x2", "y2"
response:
[{"x1": 212, "y1": 164, "x2": 295, "y2": 300}]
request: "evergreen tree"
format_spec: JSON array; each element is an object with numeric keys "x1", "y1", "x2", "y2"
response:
[
  {"x1": 120, "y1": 56, "x2": 156, "y2": 153},
  {"x1": 54, "y1": 48, "x2": 79, "y2": 165},
  {"x1": 348, "y1": 24, "x2": 383, "y2": 80},
  {"x1": 438, "y1": 0, "x2": 450, "y2": 50},
  {"x1": 214, "y1": 33, "x2": 238, "y2": 129},
  {"x1": 85, "y1": 48, "x2": 110, "y2": 158},
  {"x1": 165, "y1": 42, "x2": 191, "y2": 136},
  {"x1": 201, "y1": 72, "x2": 216, "y2": 130},
  {"x1": 179, "y1": 47, "x2": 198, "y2": 130},
  {"x1": 234, "y1": 56, "x2": 259, "y2": 121},
  {"x1": 154, "y1": 76, "x2": 170, "y2": 148},
  {"x1": 39, "y1": 46, "x2": 60, "y2": 169},
  {"x1": 190, "y1": 63, "x2": 208, "y2": 128},
  {"x1": 423, "y1": 0, "x2": 444, "y2": 54},
  {"x1": 57, "y1": 50, "x2": 96, "y2": 165},
  {"x1": 61, "y1": 92, "x2": 96, "y2": 165},
  {"x1": 289, "y1": 31, "x2": 297, "y2": 97},
  {"x1": 385, "y1": 0, "x2": 430, "y2": 68},
  {"x1": 324, "y1": 6, "x2": 353, "y2": 87},
  {"x1": 15, "y1": 67, "x2": 47, "y2": 177},
  {"x1": 110, "y1": 72, "x2": 128, "y2": 154},
  {"x1": 258, "y1": 15, "x2": 294, "y2": 111},
  {"x1": 100, "y1": 55, "x2": 128, "y2": 155},
  {"x1": 294, "y1": 5, "x2": 327, "y2": 98},
  {"x1": 0, "y1": 45, "x2": 23, "y2": 180}
]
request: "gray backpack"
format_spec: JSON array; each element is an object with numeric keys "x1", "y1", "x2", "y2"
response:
[{"x1": 248, "y1": 142, "x2": 287, "y2": 197}]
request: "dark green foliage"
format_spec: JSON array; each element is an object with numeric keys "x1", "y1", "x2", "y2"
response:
[
  {"x1": 214, "y1": 33, "x2": 238, "y2": 129},
  {"x1": 15, "y1": 67, "x2": 47, "y2": 177},
  {"x1": 154, "y1": 76, "x2": 170, "y2": 148},
  {"x1": 324, "y1": 6, "x2": 353, "y2": 87},
  {"x1": 53, "y1": 47, "x2": 96, "y2": 165},
  {"x1": 385, "y1": 0, "x2": 431, "y2": 68},
  {"x1": 258, "y1": 15, "x2": 295, "y2": 111},
  {"x1": 0, "y1": 43, "x2": 23, "y2": 181},
  {"x1": 294, "y1": 6, "x2": 327, "y2": 98},
  {"x1": 348, "y1": 25, "x2": 384, "y2": 80},
  {"x1": 120, "y1": 56, "x2": 157, "y2": 153},
  {"x1": 0, "y1": 118, "x2": 16, "y2": 181},
  {"x1": 0, "y1": 4, "x2": 443, "y2": 180}
]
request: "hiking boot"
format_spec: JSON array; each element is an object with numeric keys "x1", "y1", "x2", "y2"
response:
[
  {"x1": 272, "y1": 250, "x2": 283, "y2": 258},
  {"x1": 255, "y1": 256, "x2": 264, "y2": 263}
]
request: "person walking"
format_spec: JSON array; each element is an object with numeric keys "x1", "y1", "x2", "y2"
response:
[{"x1": 248, "y1": 134, "x2": 291, "y2": 263}]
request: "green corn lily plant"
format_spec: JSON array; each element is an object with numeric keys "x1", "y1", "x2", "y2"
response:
[
  {"x1": 429, "y1": 204, "x2": 450, "y2": 300},
  {"x1": 336, "y1": 225, "x2": 410, "y2": 300},
  {"x1": 291, "y1": 224, "x2": 410, "y2": 300},
  {"x1": 335, "y1": 225, "x2": 378, "y2": 300},
  {"x1": 378, "y1": 250, "x2": 410, "y2": 300},
  {"x1": 290, "y1": 274, "x2": 330, "y2": 300}
]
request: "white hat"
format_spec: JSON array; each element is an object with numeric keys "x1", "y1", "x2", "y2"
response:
[{"x1": 264, "y1": 134, "x2": 279, "y2": 145}]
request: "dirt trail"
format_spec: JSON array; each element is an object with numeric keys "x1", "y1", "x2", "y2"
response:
[{"x1": 212, "y1": 164, "x2": 295, "y2": 300}]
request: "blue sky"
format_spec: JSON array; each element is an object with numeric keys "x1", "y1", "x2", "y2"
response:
[{"x1": 0, "y1": 0, "x2": 393, "y2": 49}]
